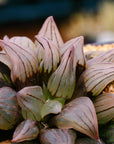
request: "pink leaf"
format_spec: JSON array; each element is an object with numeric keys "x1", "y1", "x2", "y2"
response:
[
  {"x1": 53, "y1": 97, "x2": 99, "y2": 140},
  {"x1": 38, "y1": 16, "x2": 63, "y2": 48},
  {"x1": 0, "y1": 39, "x2": 39, "y2": 90}
]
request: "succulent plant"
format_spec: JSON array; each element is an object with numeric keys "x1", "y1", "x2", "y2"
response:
[
  {"x1": 12, "y1": 119, "x2": 39, "y2": 143},
  {"x1": 93, "y1": 93, "x2": 114, "y2": 124},
  {"x1": 100, "y1": 121, "x2": 114, "y2": 144},
  {"x1": 0, "y1": 16, "x2": 113, "y2": 144}
]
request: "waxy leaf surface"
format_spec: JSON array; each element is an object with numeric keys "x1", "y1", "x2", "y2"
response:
[
  {"x1": 12, "y1": 119, "x2": 39, "y2": 142},
  {"x1": 0, "y1": 87, "x2": 19, "y2": 130},
  {"x1": 54, "y1": 97, "x2": 99, "y2": 140},
  {"x1": 47, "y1": 46, "x2": 76, "y2": 99},
  {"x1": 87, "y1": 48, "x2": 114, "y2": 66},
  {"x1": 38, "y1": 16, "x2": 63, "y2": 48},
  {"x1": 94, "y1": 93, "x2": 114, "y2": 124},
  {"x1": 17, "y1": 86, "x2": 45, "y2": 121},
  {"x1": 0, "y1": 39, "x2": 39, "y2": 90},
  {"x1": 35, "y1": 36, "x2": 60, "y2": 73},
  {"x1": 60, "y1": 36, "x2": 85, "y2": 67},
  {"x1": 3, "y1": 35, "x2": 37, "y2": 51},
  {"x1": 77, "y1": 63, "x2": 114, "y2": 96},
  {"x1": 41, "y1": 99, "x2": 62, "y2": 118},
  {"x1": 47, "y1": 36, "x2": 86, "y2": 99},
  {"x1": 40, "y1": 128, "x2": 76, "y2": 144},
  {"x1": 60, "y1": 36, "x2": 86, "y2": 81}
]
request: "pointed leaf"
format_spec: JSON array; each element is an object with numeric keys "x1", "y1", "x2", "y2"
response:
[
  {"x1": 38, "y1": 16, "x2": 63, "y2": 48},
  {"x1": 0, "y1": 87, "x2": 20, "y2": 130},
  {"x1": 41, "y1": 99, "x2": 62, "y2": 118},
  {"x1": 53, "y1": 97, "x2": 99, "y2": 140},
  {"x1": 12, "y1": 119, "x2": 39, "y2": 143},
  {"x1": 0, "y1": 39, "x2": 39, "y2": 90},
  {"x1": 60, "y1": 36, "x2": 86, "y2": 79},
  {"x1": 40, "y1": 128, "x2": 76, "y2": 144},
  {"x1": 16, "y1": 86, "x2": 45, "y2": 121},
  {"x1": 47, "y1": 36, "x2": 86, "y2": 99},
  {"x1": 60, "y1": 36, "x2": 85, "y2": 64},
  {"x1": 94, "y1": 93, "x2": 114, "y2": 124},
  {"x1": 77, "y1": 63, "x2": 114, "y2": 96},
  {"x1": 35, "y1": 36, "x2": 60, "y2": 73},
  {"x1": 47, "y1": 46, "x2": 76, "y2": 99}
]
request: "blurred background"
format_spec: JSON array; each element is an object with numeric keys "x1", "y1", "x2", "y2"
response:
[{"x1": 0, "y1": 0, "x2": 114, "y2": 44}]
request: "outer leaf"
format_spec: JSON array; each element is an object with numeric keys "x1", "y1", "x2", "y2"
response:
[
  {"x1": 38, "y1": 16, "x2": 63, "y2": 48},
  {"x1": 0, "y1": 39, "x2": 39, "y2": 90},
  {"x1": 87, "y1": 48, "x2": 114, "y2": 66},
  {"x1": 40, "y1": 128, "x2": 76, "y2": 144},
  {"x1": 12, "y1": 119, "x2": 39, "y2": 143},
  {"x1": 75, "y1": 137, "x2": 104, "y2": 144},
  {"x1": 53, "y1": 97, "x2": 99, "y2": 140},
  {"x1": 3, "y1": 35, "x2": 37, "y2": 51},
  {"x1": 35, "y1": 36, "x2": 60, "y2": 73},
  {"x1": 0, "y1": 87, "x2": 20, "y2": 130},
  {"x1": 93, "y1": 93, "x2": 114, "y2": 124},
  {"x1": 41, "y1": 99, "x2": 62, "y2": 119},
  {"x1": 76, "y1": 63, "x2": 114, "y2": 96},
  {"x1": 16, "y1": 86, "x2": 45, "y2": 121}
]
